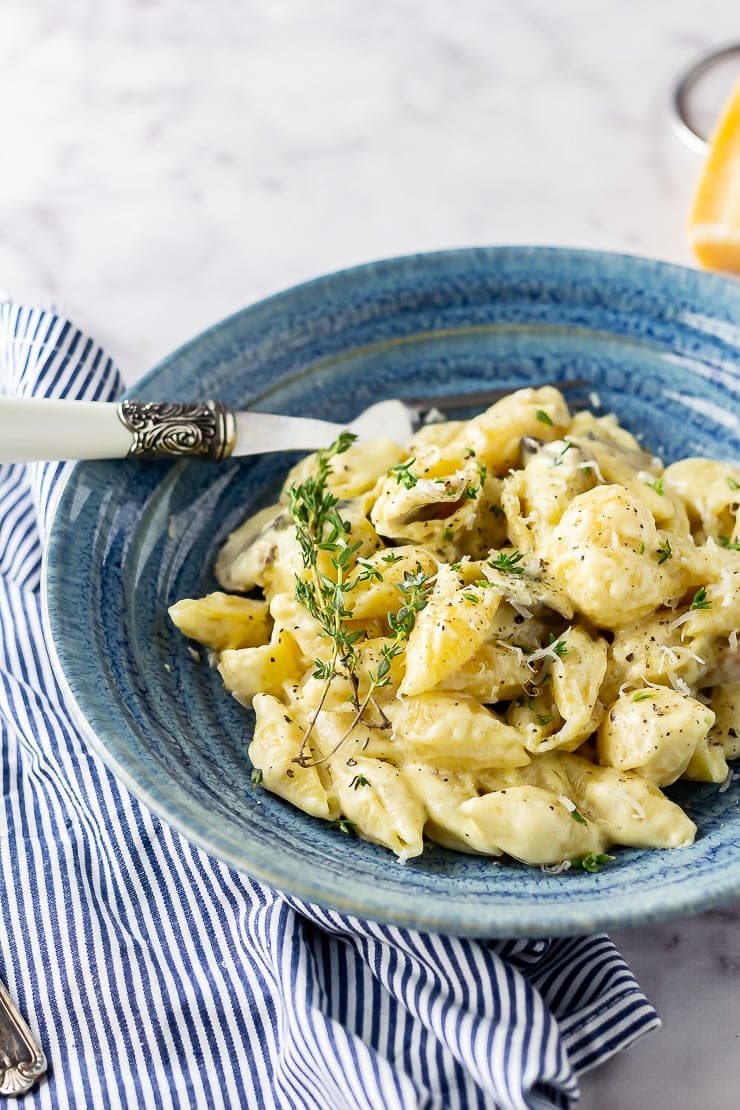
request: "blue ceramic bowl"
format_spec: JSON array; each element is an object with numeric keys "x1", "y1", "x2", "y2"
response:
[{"x1": 45, "y1": 248, "x2": 740, "y2": 936}]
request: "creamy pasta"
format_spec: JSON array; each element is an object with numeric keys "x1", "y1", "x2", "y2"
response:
[{"x1": 170, "y1": 386, "x2": 740, "y2": 869}]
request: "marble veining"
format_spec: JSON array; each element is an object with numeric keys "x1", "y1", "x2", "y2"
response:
[{"x1": 2, "y1": 1, "x2": 739, "y2": 1105}]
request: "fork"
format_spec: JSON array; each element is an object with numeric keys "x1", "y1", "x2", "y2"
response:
[
  {"x1": 0, "y1": 380, "x2": 588, "y2": 464},
  {"x1": 0, "y1": 979, "x2": 46, "y2": 1096}
]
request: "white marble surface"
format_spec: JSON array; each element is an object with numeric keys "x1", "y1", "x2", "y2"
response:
[{"x1": 2, "y1": 1, "x2": 739, "y2": 1105}]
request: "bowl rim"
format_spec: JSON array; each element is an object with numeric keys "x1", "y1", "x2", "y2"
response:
[
  {"x1": 44, "y1": 245, "x2": 740, "y2": 936},
  {"x1": 124, "y1": 244, "x2": 740, "y2": 395}
]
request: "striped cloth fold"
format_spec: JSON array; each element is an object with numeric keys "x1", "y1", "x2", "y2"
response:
[{"x1": 0, "y1": 302, "x2": 659, "y2": 1110}]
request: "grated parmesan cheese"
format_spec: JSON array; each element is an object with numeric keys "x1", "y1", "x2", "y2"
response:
[
  {"x1": 414, "y1": 478, "x2": 455, "y2": 498},
  {"x1": 719, "y1": 769, "x2": 735, "y2": 794},
  {"x1": 668, "y1": 672, "x2": 691, "y2": 697},
  {"x1": 542, "y1": 860, "x2": 572, "y2": 874},
  {"x1": 623, "y1": 793, "x2": 646, "y2": 820},
  {"x1": 657, "y1": 645, "x2": 705, "y2": 674},
  {"x1": 578, "y1": 458, "x2": 606, "y2": 483},
  {"x1": 526, "y1": 629, "x2": 573, "y2": 667},
  {"x1": 496, "y1": 640, "x2": 528, "y2": 664},
  {"x1": 719, "y1": 568, "x2": 733, "y2": 607},
  {"x1": 668, "y1": 611, "x2": 694, "y2": 634},
  {"x1": 657, "y1": 646, "x2": 680, "y2": 672}
]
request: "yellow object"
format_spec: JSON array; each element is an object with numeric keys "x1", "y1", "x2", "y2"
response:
[
  {"x1": 688, "y1": 80, "x2": 740, "y2": 274},
  {"x1": 168, "y1": 592, "x2": 271, "y2": 651}
]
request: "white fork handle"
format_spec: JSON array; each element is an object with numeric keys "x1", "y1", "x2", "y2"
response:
[
  {"x1": 0, "y1": 398, "x2": 235, "y2": 463},
  {"x1": 0, "y1": 399, "x2": 131, "y2": 462}
]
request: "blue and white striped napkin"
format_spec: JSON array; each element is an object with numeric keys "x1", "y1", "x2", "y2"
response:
[{"x1": 0, "y1": 302, "x2": 659, "y2": 1110}]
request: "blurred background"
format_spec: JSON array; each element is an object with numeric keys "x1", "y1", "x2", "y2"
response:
[
  {"x1": 1, "y1": 3, "x2": 739, "y2": 1107},
  {"x1": 1, "y1": 0, "x2": 738, "y2": 383}
]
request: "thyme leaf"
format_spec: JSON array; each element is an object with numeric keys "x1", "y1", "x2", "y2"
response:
[
  {"x1": 388, "y1": 458, "x2": 418, "y2": 488},
  {"x1": 288, "y1": 433, "x2": 363, "y2": 759},
  {"x1": 546, "y1": 633, "x2": 568, "y2": 658},
  {"x1": 570, "y1": 852, "x2": 614, "y2": 873},
  {"x1": 690, "y1": 587, "x2": 711, "y2": 610},
  {"x1": 329, "y1": 817, "x2": 356, "y2": 835},
  {"x1": 488, "y1": 549, "x2": 525, "y2": 575},
  {"x1": 657, "y1": 539, "x2": 673, "y2": 564}
]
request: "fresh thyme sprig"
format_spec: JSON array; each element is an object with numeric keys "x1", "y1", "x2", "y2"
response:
[
  {"x1": 288, "y1": 433, "x2": 437, "y2": 767},
  {"x1": 296, "y1": 566, "x2": 435, "y2": 767},
  {"x1": 371, "y1": 568, "x2": 435, "y2": 694},
  {"x1": 388, "y1": 458, "x2": 418, "y2": 488},
  {"x1": 488, "y1": 549, "x2": 525, "y2": 575},
  {"x1": 287, "y1": 433, "x2": 365, "y2": 759},
  {"x1": 288, "y1": 430, "x2": 356, "y2": 565}
]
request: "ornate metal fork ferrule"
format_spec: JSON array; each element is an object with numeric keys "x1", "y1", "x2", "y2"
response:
[{"x1": 118, "y1": 400, "x2": 236, "y2": 460}]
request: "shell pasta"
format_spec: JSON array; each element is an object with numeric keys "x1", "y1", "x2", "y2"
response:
[{"x1": 170, "y1": 386, "x2": 740, "y2": 869}]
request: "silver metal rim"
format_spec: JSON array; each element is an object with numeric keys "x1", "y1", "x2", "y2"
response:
[{"x1": 672, "y1": 41, "x2": 740, "y2": 154}]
